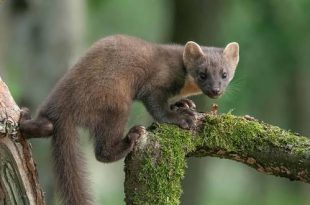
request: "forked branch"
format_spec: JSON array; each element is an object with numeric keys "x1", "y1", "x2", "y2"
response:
[{"x1": 124, "y1": 112, "x2": 310, "y2": 205}]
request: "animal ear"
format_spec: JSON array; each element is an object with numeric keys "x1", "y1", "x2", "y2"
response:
[
  {"x1": 183, "y1": 41, "x2": 204, "y2": 63},
  {"x1": 224, "y1": 42, "x2": 239, "y2": 67}
]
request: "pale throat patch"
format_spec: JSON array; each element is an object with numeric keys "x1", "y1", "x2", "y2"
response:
[
  {"x1": 180, "y1": 76, "x2": 202, "y2": 97},
  {"x1": 169, "y1": 76, "x2": 202, "y2": 103}
]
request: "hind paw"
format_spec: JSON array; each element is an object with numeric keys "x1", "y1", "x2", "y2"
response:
[
  {"x1": 20, "y1": 107, "x2": 31, "y2": 121},
  {"x1": 127, "y1": 125, "x2": 146, "y2": 143}
]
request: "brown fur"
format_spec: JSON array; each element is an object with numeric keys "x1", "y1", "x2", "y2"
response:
[{"x1": 19, "y1": 35, "x2": 239, "y2": 205}]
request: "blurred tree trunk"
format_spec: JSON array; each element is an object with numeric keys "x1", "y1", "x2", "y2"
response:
[
  {"x1": 289, "y1": 70, "x2": 310, "y2": 139},
  {"x1": 288, "y1": 59, "x2": 310, "y2": 203},
  {"x1": 171, "y1": 1, "x2": 223, "y2": 204},
  {"x1": 0, "y1": 0, "x2": 85, "y2": 105},
  {"x1": 0, "y1": 0, "x2": 85, "y2": 203}
]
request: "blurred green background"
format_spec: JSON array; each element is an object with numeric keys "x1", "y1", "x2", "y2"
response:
[{"x1": 1, "y1": 0, "x2": 310, "y2": 204}]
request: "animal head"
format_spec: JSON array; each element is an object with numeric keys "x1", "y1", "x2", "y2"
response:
[{"x1": 183, "y1": 41, "x2": 239, "y2": 99}]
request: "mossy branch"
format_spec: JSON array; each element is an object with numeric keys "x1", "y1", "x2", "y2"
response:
[{"x1": 124, "y1": 112, "x2": 310, "y2": 205}]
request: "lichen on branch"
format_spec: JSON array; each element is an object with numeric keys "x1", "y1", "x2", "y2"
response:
[{"x1": 124, "y1": 113, "x2": 310, "y2": 205}]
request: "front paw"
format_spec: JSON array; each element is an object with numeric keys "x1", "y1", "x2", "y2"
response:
[
  {"x1": 171, "y1": 99, "x2": 196, "y2": 111},
  {"x1": 178, "y1": 114, "x2": 196, "y2": 130},
  {"x1": 171, "y1": 108, "x2": 197, "y2": 129}
]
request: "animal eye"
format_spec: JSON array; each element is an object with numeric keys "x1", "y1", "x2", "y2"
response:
[
  {"x1": 222, "y1": 72, "x2": 228, "y2": 79},
  {"x1": 198, "y1": 72, "x2": 207, "y2": 81}
]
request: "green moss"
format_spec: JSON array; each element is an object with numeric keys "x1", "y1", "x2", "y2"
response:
[
  {"x1": 128, "y1": 113, "x2": 310, "y2": 204},
  {"x1": 202, "y1": 114, "x2": 310, "y2": 156},
  {"x1": 132, "y1": 124, "x2": 197, "y2": 205}
]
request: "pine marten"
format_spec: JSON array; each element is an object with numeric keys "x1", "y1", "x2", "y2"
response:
[{"x1": 19, "y1": 35, "x2": 239, "y2": 205}]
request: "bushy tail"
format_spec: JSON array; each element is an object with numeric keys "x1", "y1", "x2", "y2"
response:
[{"x1": 52, "y1": 120, "x2": 93, "y2": 205}]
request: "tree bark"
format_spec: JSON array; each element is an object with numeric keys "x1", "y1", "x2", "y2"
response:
[
  {"x1": 0, "y1": 77, "x2": 45, "y2": 205},
  {"x1": 124, "y1": 112, "x2": 310, "y2": 205}
]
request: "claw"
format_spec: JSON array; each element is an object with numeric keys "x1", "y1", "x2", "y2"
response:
[
  {"x1": 171, "y1": 99, "x2": 196, "y2": 111},
  {"x1": 20, "y1": 107, "x2": 31, "y2": 121}
]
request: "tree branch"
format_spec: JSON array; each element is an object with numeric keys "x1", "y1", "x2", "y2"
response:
[
  {"x1": 0, "y1": 77, "x2": 45, "y2": 205},
  {"x1": 124, "y1": 112, "x2": 310, "y2": 205}
]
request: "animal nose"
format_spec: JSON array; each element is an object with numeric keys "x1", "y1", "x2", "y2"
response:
[{"x1": 211, "y1": 88, "x2": 220, "y2": 95}]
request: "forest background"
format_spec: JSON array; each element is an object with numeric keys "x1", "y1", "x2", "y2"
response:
[{"x1": 1, "y1": 0, "x2": 310, "y2": 204}]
